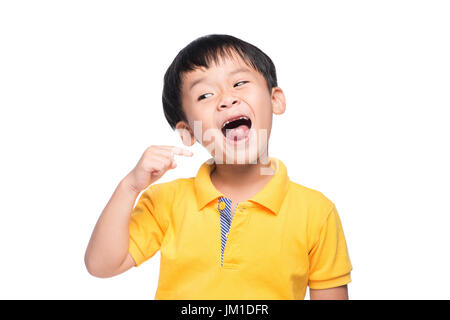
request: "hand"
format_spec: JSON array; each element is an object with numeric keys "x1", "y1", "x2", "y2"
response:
[{"x1": 124, "y1": 145, "x2": 193, "y2": 192}]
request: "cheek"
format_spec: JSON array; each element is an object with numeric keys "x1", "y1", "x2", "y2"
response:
[
  {"x1": 254, "y1": 99, "x2": 273, "y2": 128},
  {"x1": 252, "y1": 101, "x2": 273, "y2": 143},
  {"x1": 188, "y1": 111, "x2": 218, "y2": 141}
]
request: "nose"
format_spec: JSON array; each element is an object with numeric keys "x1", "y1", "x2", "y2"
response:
[{"x1": 218, "y1": 95, "x2": 240, "y2": 111}]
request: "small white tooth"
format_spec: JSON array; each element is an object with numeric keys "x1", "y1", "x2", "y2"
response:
[{"x1": 222, "y1": 116, "x2": 249, "y2": 129}]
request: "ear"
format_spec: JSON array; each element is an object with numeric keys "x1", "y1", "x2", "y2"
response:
[
  {"x1": 271, "y1": 87, "x2": 286, "y2": 115},
  {"x1": 175, "y1": 121, "x2": 196, "y2": 146}
]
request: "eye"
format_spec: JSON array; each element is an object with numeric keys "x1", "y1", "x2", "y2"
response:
[
  {"x1": 197, "y1": 81, "x2": 249, "y2": 101},
  {"x1": 197, "y1": 93, "x2": 212, "y2": 101},
  {"x1": 234, "y1": 81, "x2": 249, "y2": 87}
]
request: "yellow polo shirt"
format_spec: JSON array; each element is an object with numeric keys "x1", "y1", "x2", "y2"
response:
[{"x1": 128, "y1": 157, "x2": 352, "y2": 299}]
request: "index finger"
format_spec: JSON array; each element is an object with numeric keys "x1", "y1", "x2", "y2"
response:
[{"x1": 171, "y1": 146, "x2": 194, "y2": 157}]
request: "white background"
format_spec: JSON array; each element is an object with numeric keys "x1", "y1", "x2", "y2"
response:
[{"x1": 1, "y1": 0, "x2": 449, "y2": 299}]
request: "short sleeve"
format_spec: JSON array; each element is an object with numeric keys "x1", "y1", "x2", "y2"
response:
[
  {"x1": 128, "y1": 184, "x2": 168, "y2": 267},
  {"x1": 308, "y1": 203, "x2": 353, "y2": 289}
]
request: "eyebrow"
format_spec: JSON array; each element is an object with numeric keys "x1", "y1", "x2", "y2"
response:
[{"x1": 189, "y1": 67, "x2": 252, "y2": 91}]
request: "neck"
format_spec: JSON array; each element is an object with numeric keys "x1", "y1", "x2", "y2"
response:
[{"x1": 210, "y1": 153, "x2": 275, "y2": 199}]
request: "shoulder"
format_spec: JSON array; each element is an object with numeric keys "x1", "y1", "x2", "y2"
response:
[
  {"x1": 136, "y1": 177, "x2": 196, "y2": 228},
  {"x1": 141, "y1": 177, "x2": 196, "y2": 202},
  {"x1": 142, "y1": 177, "x2": 195, "y2": 208},
  {"x1": 287, "y1": 180, "x2": 335, "y2": 208},
  {"x1": 286, "y1": 180, "x2": 336, "y2": 225}
]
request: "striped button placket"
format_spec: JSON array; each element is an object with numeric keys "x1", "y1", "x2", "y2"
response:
[{"x1": 217, "y1": 197, "x2": 235, "y2": 267}]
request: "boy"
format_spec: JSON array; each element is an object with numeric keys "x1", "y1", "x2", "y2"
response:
[{"x1": 84, "y1": 34, "x2": 352, "y2": 300}]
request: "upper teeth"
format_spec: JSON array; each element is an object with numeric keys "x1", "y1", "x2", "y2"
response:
[{"x1": 222, "y1": 116, "x2": 249, "y2": 129}]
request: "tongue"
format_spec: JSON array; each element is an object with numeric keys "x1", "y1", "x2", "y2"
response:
[{"x1": 225, "y1": 125, "x2": 249, "y2": 141}]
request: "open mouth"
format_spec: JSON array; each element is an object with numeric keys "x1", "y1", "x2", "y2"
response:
[{"x1": 221, "y1": 116, "x2": 252, "y2": 142}]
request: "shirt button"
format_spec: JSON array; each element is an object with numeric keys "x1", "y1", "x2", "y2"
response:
[
  {"x1": 225, "y1": 232, "x2": 229, "y2": 237},
  {"x1": 218, "y1": 202, "x2": 226, "y2": 211}
]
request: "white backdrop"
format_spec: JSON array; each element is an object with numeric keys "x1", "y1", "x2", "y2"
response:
[{"x1": 0, "y1": 0, "x2": 449, "y2": 299}]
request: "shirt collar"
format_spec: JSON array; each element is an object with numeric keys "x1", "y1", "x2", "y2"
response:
[{"x1": 194, "y1": 157, "x2": 289, "y2": 215}]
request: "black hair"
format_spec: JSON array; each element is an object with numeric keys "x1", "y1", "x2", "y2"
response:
[{"x1": 162, "y1": 34, "x2": 278, "y2": 130}]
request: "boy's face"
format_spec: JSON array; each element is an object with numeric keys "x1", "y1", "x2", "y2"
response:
[{"x1": 176, "y1": 51, "x2": 285, "y2": 165}]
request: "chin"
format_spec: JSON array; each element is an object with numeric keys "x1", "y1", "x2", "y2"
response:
[
  {"x1": 205, "y1": 127, "x2": 270, "y2": 165},
  {"x1": 212, "y1": 146, "x2": 266, "y2": 165}
]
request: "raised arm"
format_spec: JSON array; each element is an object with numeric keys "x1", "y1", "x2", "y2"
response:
[{"x1": 84, "y1": 145, "x2": 193, "y2": 278}]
